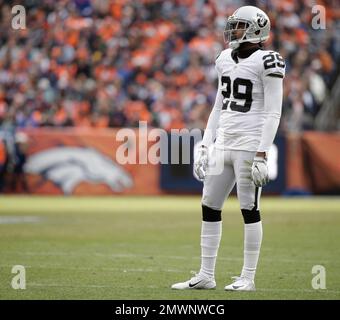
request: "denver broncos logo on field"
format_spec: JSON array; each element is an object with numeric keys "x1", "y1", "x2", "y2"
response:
[{"x1": 24, "y1": 147, "x2": 133, "y2": 194}]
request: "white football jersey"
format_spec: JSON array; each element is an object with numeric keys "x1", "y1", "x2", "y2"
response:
[{"x1": 214, "y1": 48, "x2": 285, "y2": 152}]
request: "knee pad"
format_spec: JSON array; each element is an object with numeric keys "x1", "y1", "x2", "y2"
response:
[
  {"x1": 241, "y1": 207, "x2": 261, "y2": 224},
  {"x1": 202, "y1": 205, "x2": 222, "y2": 222}
]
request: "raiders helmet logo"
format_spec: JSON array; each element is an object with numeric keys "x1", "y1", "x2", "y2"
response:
[{"x1": 257, "y1": 13, "x2": 268, "y2": 28}]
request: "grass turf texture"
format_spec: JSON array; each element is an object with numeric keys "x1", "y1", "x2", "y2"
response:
[{"x1": 0, "y1": 196, "x2": 339, "y2": 300}]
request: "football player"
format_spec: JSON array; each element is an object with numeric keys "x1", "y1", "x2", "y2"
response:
[{"x1": 172, "y1": 6, "x2": 285, "y2": 291}]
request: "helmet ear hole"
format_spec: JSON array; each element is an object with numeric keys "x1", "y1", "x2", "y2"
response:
[{"x1": 255, "y1": 30, "x2": 260, "y2": 35}]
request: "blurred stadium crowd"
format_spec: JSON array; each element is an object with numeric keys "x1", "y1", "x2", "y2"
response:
[{"x1": 0, "y1": 0, "x2": 339, "y2": 134}]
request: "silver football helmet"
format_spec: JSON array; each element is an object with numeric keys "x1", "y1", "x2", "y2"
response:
[{"x1": 224, "y1": 6, "x2": 271, "y2": 49}]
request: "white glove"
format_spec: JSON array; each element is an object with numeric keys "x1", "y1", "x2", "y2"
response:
[
  {"x1": 194, "y1": 145, "x2": 208, "y2": 181},
  {"x1": 251, "y1": 156, "x2": 269, "y2": 187}
]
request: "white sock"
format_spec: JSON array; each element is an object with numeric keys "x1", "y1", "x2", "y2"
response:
[
  {"x1": 241, "y1": 221, "x2": 263, "y2": 281},
  {"x1": 199, "y1": 221, "x2": 222, "y2": 279}
]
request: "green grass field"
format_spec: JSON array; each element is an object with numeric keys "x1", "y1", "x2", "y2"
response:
[{"x1": 0, "y1": 196, "x2": 339, "y2": 300}]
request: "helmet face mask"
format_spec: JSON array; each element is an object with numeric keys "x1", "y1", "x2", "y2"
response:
[
  {"x1": 224, "y1": 6, "x2": 271, "y2": 50},
  {"x1": 224, "y1": 19, "x2": 250, "y2": 48}
]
